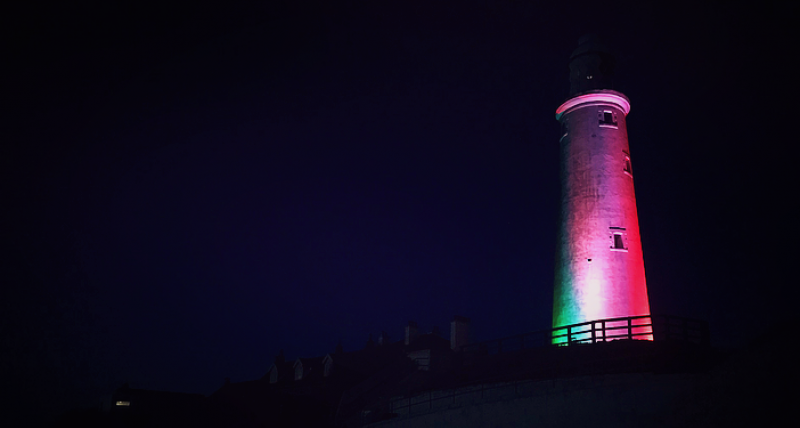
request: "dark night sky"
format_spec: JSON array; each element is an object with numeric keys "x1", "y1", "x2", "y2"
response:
[{"x1": 2, "y1": 1, "x2": 791, "y2": 425}]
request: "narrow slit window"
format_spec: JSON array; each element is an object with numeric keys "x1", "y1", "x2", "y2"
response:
[{"x1": 624, "y1": 155, "x2": 632, "y2": 176}]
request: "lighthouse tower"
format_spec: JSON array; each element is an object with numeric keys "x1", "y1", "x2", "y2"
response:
[{"x1": 552, "y1": 35, "x2": 651, "y2": 337}]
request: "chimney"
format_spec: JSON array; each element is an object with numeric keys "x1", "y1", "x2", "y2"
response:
[
  {"x1": 431, "y1": 326, "x2": 441, "y2": 336},
  {"x1": 335, "y1": 340, "x2": 343, "y2": 354},
  {"x1": 378, "y1": 331, "x2": 389, "y2": 345},
  {"x1": 365, "y1": 334, "x2": 375, "y2": 348},
  {"x1": 450, "y1": 316, "x2": 471, "y2": 351},
  {"x1": 405, "y1": 321, "x2": 419, "y2": 345}
]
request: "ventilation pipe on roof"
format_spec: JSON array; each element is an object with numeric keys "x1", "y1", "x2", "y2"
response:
[
  {"x1": 405, "y1": 321, "x2": 419, "y2": 345},
  {"x1": 451, "y1": 316, "x2": 471, "y2": 352}
]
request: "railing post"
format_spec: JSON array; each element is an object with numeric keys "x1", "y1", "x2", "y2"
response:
[
  {"x1": 601, "y1": 320, "x2": 606, "y2": 342},
  {"x1": 591, "y1": 322, "x2": 596, "y2": 343},
  {"x1": 627, "y1": 317, "x2": 632, "y2": 340}
]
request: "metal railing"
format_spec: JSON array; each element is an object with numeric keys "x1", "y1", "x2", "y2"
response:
[
  {"x1": 460, "y1": 314, "x2": 708, "y2": 355},
  {"x1": 550, "y1": 315, "x2": 655, "y2": 345}
]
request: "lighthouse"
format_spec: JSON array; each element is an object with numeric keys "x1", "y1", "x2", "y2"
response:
[{"x1": 552, "y1": 35, "x2": 651, "y2": 339}]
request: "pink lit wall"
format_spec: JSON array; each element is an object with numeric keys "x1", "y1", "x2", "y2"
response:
[{"x1": 552, "y1": 90, "x2": 651, "y2": 333}]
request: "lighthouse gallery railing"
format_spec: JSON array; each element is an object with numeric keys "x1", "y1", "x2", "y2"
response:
[{"x1": 460, "y1": 314, "x2": 709, "y2": 355}]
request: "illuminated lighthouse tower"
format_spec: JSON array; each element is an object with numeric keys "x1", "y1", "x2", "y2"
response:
[{"x1": 552, "y1": 35, "x2": 651, "y2": 337}]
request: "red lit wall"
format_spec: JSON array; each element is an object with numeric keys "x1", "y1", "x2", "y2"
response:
[{"x1": 552, "y1": 91, "x2": 650, "y2": 330}]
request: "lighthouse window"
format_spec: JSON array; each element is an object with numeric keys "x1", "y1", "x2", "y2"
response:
[
  {"x1": 623, "y1": 155, "x2": 632, "y2": 176},
  {"x1": 609, "y1": 227, "x2": 628, "y2": 251},
  {"x1": 599, "y1": 110, "x2": 618, "y2": 128}
]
